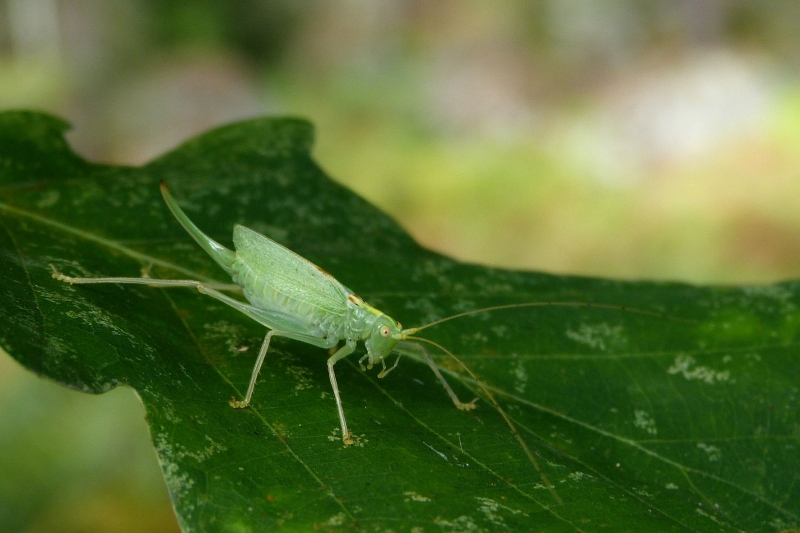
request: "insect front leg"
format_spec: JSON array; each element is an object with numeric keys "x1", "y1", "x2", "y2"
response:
[
  {"x1": 396, "y1": 341, "x2": 478, "y2": 411},
  {"x1": 327, "y1": 343, "x2": 356, "y2": 445}
]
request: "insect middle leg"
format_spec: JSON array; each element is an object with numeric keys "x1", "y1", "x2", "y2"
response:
[{"x1": 327, "y1": 343, "x2": 355, "y2": 445}]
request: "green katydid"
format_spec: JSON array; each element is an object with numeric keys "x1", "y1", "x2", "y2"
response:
[
  {"x1": 52, "y1": 182, "x2": 676, "y2": 500},
  {"x1": 52, "y1": 182, "x2": 482, "y2": 446}
]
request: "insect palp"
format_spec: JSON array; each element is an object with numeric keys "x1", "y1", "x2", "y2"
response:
[{"x1": 377, "y1": 353, "x2": 402, "y2": 379}]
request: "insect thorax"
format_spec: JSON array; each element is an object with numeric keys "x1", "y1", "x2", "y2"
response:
[{"x1": 344, "y1": 295, "x2": 384, "y2": 341}]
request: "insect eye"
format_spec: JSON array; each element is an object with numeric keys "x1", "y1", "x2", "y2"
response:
[{"x1": 380, "y1": 325, "x2": 390, "y2": 337}]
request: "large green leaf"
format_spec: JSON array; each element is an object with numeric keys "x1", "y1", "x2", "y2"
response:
[{"x1": 1, "y1": 110, "x2": 798, "y2": 532}]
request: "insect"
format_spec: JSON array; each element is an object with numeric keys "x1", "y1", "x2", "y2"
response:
[
  {"x1": 52, "y1": 182, "x2": 488, "y2": 445},
  {"x1": 51, "y1": 182, "x2": 680, "y2": 502}
]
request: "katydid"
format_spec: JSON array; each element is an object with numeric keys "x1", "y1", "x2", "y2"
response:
[{"x1": 52, "y1": 182, "x2": 482, "y2": 446}]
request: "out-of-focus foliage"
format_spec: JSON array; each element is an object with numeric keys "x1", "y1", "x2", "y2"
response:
[{"x1": 3, "y1": 1, "x2": 800, "y2": 282}]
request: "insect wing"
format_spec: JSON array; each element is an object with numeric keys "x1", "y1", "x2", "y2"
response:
[{"x1": 232, "y1": 225, "x2": 349, "y2": 315}]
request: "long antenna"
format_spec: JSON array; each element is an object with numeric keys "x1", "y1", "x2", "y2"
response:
[
  {"x1": 405, "y1": 334, "x2": 563, "y2": 505},
  {"x1": 403, "y1": 300, "x2": 693, "y2": 335}
]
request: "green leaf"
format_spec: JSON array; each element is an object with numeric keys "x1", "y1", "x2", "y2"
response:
[{"x1": 1, "y1": 110, "x2": 798, "y2": 532}]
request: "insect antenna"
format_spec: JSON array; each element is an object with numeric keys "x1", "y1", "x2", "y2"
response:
[
  {"x1": 402, "y1": 300, "x2": 693, "y2": 336},
  {"x1": 404, "y1": 334, "x2": 563, "y2": 504}
]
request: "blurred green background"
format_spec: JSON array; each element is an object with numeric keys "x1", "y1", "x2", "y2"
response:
[{"x1": 2, "y1": 1, "x2": 800, "y2": 531}]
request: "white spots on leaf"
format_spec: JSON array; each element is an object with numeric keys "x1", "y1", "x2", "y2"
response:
[
  {"x1": 154, "y1": 433, "x2": 196, "y2": 518},
  {"x1": 284, "y1": 364, "x2": 314, "y2": 392},
  {"x1": 325, "y1": 513, "x2": 347, "y2": 527},
  {"x1": 434, "y1": 515, "x2": 483, "y2": 532},
  {"x1": 41, "y1": 287, "x2": 137, "y2": 342},
  {"x1": 474, "y1": 497, "x2": 526, "y2": 528},
  {"x1": 41, "y1": 286, "x2": 159, "y2": 363},
  {"x1": 70, "y1": 184, "x2": 104, "y2": 207},
  {"x1": 433, "y1": 498, "x2": 526, "y2": 532},
  {"x1": 412, "y1": 259, "x2": 455, "y2": 290},
  {"x1": 666, "y1": 482, "x2": 679, "y2": 490},
  {"x1": 695, "y1": 506, "x2": 726, "y2": 526},
  {"x1": 164, "y1": 461, "x2": 194, "y2": 516},
  {"x1": 451, "y1": 299, "x2": 478, "y2": 313},
  {"x1": 202, "y1": 320, "x2": 248, "y2": 353},
  {"x1": 328, "y1": 428, "x2": 367, "y2": 447},
  {"x1": 567, "y1": 471, "x2": 595, "y2": 482},
  {"x1": 185, "y1": 436, "x2": 228, "y2": 462},
  {"x1": 479, "y1": 282, "x2": 513, "y2": 293},
  {"x1": 697, "y1": 442, "x2": 722, "y2": 462},
  {"x1": 42, "y1": 334, "x2": 76, "y2": 365},
  {"x1": 633, "y1": 409, "x2": 658, "y2": 435},
  {"x1": 161, "y1": 402, "x2": 181, "y2": 424},
  {"x1": 467, "y1": 331, "x2": 489, "y2": 344},
  {"x1": 769, "y1": 517, "x2": 795, "y2": 531},
  {"x1": 565, "y1": 322, "x2": 627, "y2": 351},
  {"x1": 404, "y1": 297, "x2": 447, "y2": 326},
  {"x1": 36, "y1": 189, "x2": 60, "y2": 208},
  {"x1": 490, "y1": 324, "x2": 508, "y2": 338},
  {"x1": 65, "y1": 306, "x2": 137, "y2": 344},
  {"x1": 203, "y1": 320, "x2": 245, "y2": 337},
  {"x1": 741, "y1": 284, "x2": 795, "y2": 305},
  {"x1": 746, "y1": 352, "x2": 762, "y2": 363},
  {"x1": 404, "y1": 491, "x2": 431, "y2": 503},
  {"x1": 154, "y1": 432, "x2": 227, "y2": 466},
  {"x1": 549, "y1": 431, "x2": 573, "y2": 445},
  {"x1": 668, "y1": 355, "x2": 732, "y2": 384},
  {"x1": 510, "y1": 359, "x2": 527, "y2": 394}
]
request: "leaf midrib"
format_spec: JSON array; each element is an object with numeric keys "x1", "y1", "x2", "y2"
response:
[{"x1": 0, "y1": 201, "x2": 220, "y2": 281}]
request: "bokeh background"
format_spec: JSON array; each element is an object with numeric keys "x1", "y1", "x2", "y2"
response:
[{"x1": 2, "y1": 2, "x2": 800, "y2": 531}]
